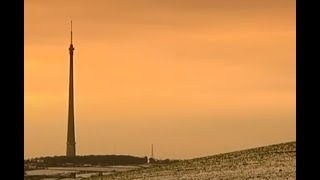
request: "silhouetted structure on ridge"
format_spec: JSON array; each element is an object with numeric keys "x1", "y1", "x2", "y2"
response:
[
  {"x1": 151, "y1": 144, "x2": 154, "y2": 159},
  {"x1": 149, "y1": 144, "x2": 156, "y2": 163}
]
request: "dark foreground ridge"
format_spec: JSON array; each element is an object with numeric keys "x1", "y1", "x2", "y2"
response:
[
  {"x1": 25, "y1": 155, "x2": 148, "y2": 167},
  {"x1": 87, "y1": 141, "x2": 296, "y2": 180}
]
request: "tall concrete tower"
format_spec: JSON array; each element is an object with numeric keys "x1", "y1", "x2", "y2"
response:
[{"x1": 66, "y1": 20, "x2": 76, "y2": 157}]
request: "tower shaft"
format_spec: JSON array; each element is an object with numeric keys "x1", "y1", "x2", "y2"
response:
[{"x1": 66, "y1": 21, "x2": 76, "y2": 157}]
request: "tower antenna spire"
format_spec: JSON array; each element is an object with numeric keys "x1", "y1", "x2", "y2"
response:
[{"x1": 71, "y1": 20, "x2": 73, "y2": 44}]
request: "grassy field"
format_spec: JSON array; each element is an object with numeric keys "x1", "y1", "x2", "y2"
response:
[{"x1": 86, "y1": 141, "x2": 296, "y2": 180}]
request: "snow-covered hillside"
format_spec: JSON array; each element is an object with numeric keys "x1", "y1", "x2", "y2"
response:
[{"x1": 87, "y1": 141, "x2": 296, "y2": 180}]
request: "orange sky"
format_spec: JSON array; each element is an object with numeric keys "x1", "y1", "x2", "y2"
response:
[{"x1": 24, "y1": 0, "x2": 296, "y2": 159}]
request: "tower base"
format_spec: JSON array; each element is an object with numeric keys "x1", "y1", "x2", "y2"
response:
[{"x1": 66, "y1": 142, "x2": 76, "y2": 156}]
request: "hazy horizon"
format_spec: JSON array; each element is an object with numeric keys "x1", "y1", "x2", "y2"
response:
[{"x1": 25, "y1": 0, "x2": 295, "y2": 160}]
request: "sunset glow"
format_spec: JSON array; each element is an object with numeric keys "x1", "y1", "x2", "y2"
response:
[{"x1": 25, "y1": 0, "x2": 295, "y2": 159}]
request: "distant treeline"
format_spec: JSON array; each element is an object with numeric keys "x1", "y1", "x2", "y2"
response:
[
  {"x1": 149, "y1": 157, "x2": 179, "y2": 164},
  {"x1": 25, "y1": 155, "x2": 148, "y2": 167}
]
